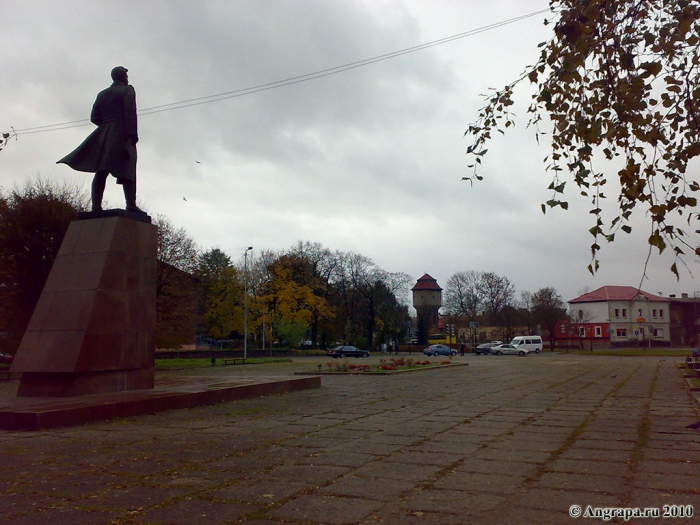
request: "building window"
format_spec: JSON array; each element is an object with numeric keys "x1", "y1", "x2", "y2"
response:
[
  {"x1": 622, "y1": 309, "x2": 627, "y2": 318},
  {"x1": 638, "y1": 309, "x2": 643, "y2": 317},
  {"x1": 660, "y1": 309, "x2": 664, "y2": 318},
  {"x1": 616, "y1": 328, "x2": 627, "y2": 337},
  {"x1": 654, "y1": 328, "x2": 663, "y2": 338},
  {"x1": 614, "y1": 309, "x2": 620, "y2": 318},
  {"x1": 595, "y1": 326, "x2": 602, "y2": 337},
  {"x1": 578, "y1": 309, "x2": 584, "y2": 319},
  {"x1": 652, "y1": 309, "x2": 657, "y2": 318},
  {"x1": 579, "y1": 327, "x2": 585, "y2": 337}
]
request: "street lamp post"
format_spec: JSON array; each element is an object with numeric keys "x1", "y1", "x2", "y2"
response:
[
  {"x1": 262, "y1": 300, "x2": 267, "y2": 357},
  {"x1": 244, "y1": 246, "x2": 253, "y2": 360}
]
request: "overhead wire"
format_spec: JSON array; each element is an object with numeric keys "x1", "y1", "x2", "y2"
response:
[{"x1": 6, "y1": 8, "x2": 551, "y2": 136}]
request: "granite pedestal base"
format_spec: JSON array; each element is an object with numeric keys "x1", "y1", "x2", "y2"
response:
[
  {"x1": 11, "y1": 212, "x2": 157, "y2": 397},
  {"x1": 0, "y1": 375, "x2": 322, "y2": 430},
  {"x1": 16, "y1": 368, "x2": 154, "y2": 397}
]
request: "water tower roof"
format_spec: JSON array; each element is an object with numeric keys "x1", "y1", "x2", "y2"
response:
[{"x1": 411, "y1": 273, "x2": 443, "y2": 291}]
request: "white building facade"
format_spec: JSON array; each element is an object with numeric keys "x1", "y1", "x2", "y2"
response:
[{"x1": 568, "y1": 286, "x2": 671, "y2": 346}]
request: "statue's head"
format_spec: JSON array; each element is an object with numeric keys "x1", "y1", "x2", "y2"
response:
[{"x1": 111, "y1": 66, "x2": 129, "y2": 84}]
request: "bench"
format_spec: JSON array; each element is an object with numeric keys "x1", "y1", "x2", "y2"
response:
[
  {"x1": 222, "y1": 358, "x2": 247, "y2": 366},
  {"x1": 0, "y1": 371, "x2": 20, "y2": 381}
]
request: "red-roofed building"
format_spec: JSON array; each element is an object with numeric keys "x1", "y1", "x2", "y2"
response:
[
  {"x1": 565, "y1": 286, "x2": 671, "y2": 347},
  {"x1": 412, "y1": 274, "x2": 442, "y2": 334}
]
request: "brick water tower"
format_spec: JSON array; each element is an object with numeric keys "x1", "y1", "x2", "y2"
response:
[{"x1": 412, "y1": 273, "x2": 443, "y2": 334}]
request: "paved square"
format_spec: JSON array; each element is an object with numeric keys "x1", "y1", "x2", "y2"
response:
[{"x1": 1, "y1": 354, "x2": 699, "y2": 524}]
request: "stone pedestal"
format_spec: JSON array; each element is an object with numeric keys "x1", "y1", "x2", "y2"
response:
[{"x1": 10, "y1": 212, "x2": 157, "y2": 397}]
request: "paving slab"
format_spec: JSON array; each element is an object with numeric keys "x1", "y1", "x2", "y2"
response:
[
  {"x1": 400, "y1": 489, "x2": 506, "y2": 515},
  {"x1": 536, "y1": 471, "x2": 628, "y2": 494},
  {"x1": 135, "y1": 498, "x2": 256, "y2": 525},
  {"x1": 457, "y1": 457, "x2": 540, "y2": 477},
  {"x1": 367, "y1": 507, "x2": 467, "y2": 525},
  {"x1": 320, "y1": 473, "x2": 415, "y2": 500},
  {"x1": 432, "y1": 471, "x2": 523, "y2": 494},
  {"x1": 353, "y1": 460, "x2": 442, "y2": 482},
  {"x1": 207, "y1": 478, "x2": 308, "y2": 504},
  {"x1": 512, "y1": 487, "x2": 620, "y2": 511},
  {"x1": 270, "y1": 494, "x2": 384, "y2": 524}
]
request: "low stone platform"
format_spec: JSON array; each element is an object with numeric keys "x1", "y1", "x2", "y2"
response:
[{"x1": 0, "y1": 374, "x2": 321, "y2": 431}]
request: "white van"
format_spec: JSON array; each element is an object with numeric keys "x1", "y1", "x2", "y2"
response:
[{"x1": 509, "y1": 336, "x2": 543, "y2": 353}]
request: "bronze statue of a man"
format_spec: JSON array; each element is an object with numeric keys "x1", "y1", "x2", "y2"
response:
[{"x1": 58, "y1": 66, "x2": 143, "y2": 213}]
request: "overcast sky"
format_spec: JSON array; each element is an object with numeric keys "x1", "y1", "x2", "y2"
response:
[{"x1": 2, "y1": 0, "x2": 699, "y2": 305}]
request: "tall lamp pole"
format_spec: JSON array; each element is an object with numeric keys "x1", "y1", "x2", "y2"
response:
[{"x1": 244, "y1": 246, "x2": 253, "y2": 359}]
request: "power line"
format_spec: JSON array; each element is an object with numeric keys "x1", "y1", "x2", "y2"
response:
[{"x1": 7, "y1": 8, "x2": 550, "y2": 136}]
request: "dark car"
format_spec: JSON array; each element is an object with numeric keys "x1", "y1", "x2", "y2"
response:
[
  {"x1": 0, "y1": 352, "x2": 14, "y2": 364},
  {"x1": 326, "y1": 345, "x2": 370, "y2": 359},
  {"x1": 422, "y1": 344, "x2": 457, "y2": 357},
  {"x1": 474, "y1": 341, "x2": 503, "y2": 355}
]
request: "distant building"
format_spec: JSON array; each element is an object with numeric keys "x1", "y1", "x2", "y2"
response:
[
  {"x1": 412, "y1": 274, "x2": 442, "y2": 334},
  {"x1": 566, "y1": 286, "x2": 671, "y2": 347},
  {"x1": 156, "y1": 262, "x2": 200, "y2": 350},
  {"x1": 666, "y1": 293, "x2": 700, "y2": 346}
]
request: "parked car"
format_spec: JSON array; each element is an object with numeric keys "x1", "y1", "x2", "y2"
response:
[
  {"x1": 0, "y1": 352, "x2": 13, "y2": 364},
  {"x1": 491, "y1": 344, "x2": 529, "y2": 356},
  {"x1": 474, "y1": 341, "x2": 503, "y2": 355},
  {"x1": 326, "y1": 345, "x2": 370, "y2": 359},
  {"x1": 423, "y1": 344, "x2": 457, "y2": 357}
]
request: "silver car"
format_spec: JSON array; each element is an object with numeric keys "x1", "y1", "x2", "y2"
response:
[{"x1": 490, "y1": 344, "x2": 529, "y2": 356}]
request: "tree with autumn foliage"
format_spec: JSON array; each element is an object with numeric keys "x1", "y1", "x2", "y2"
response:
[
  {"x1": 195, "y1": 248, "x2": 246, "y2": 340},
  {"x1": 286, "y1": 241, "x2": 338, "y2": 346},
  {"x1": 465, "y1": 0, "x2": 700, "y2": 276},
  {"x1": 261, "y1": 255, "x2": 334, "y2": 346}
]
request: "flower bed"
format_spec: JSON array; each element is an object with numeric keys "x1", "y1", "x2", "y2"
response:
[{"x1": 296, "y1": 357, "x2": 468, "y2": 375}]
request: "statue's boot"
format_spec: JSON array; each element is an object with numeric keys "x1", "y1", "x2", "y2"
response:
[
  {"x1": 123, "y1": 181, "x2": 147, "y2": 214},
  {"x1": 91, "y1": 171, "x2": 107, "y2": 212},
  {"x1": 126, "y1": 204, "x2": 147, "y2": 214}
]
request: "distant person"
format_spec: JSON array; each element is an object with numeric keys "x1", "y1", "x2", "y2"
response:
[
  {"x1": 58, "y1": 66, "x2": 143, "y2": 214},
  {"x1": 460, "y1": 343, "x2": 465, "y2": 356}
]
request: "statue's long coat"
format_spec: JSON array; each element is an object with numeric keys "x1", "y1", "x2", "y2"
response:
[{"x1": 57, "y1": 81, "x2": 138, "y2": 184}]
